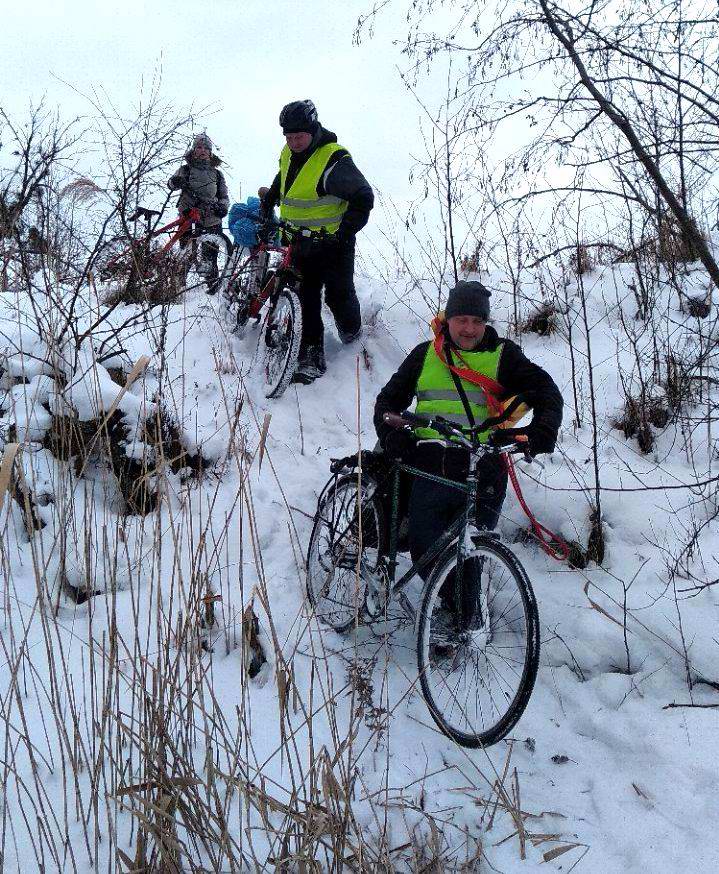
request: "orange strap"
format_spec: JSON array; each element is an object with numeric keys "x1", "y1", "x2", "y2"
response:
[
  {"x1": 431, "y1": 321, "x2": 504, "y2": 408},
  {"x1": 431, "y1": 320, "x2": 569, "y2": 562}
]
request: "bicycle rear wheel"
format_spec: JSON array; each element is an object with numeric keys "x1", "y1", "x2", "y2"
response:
[
  {"x1": 306, "y1": 473, "x2": 385, "y2": 633},
  {"x1": 416, "y1": 535, "x2": 539, "y2": 747},
  {"x1": 261, "y1": 286, "x2": 302, "y2": 399},
  {"x1": 94, "y1": 236, "x2": 164, "y2": 303}
]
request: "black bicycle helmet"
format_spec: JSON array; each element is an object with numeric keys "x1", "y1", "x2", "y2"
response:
[{"x1": 279, "y1": 99, "x2": 319, "y2": 134}]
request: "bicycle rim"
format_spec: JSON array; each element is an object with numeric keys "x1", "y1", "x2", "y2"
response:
[
  {"x1": 416, "y1": 537, "x2": 539, "y2": 747},
  {"x1": 262, "y1": 287, "x2": 302, "y2": 399},
  {"x1": 306, "y1": 474, "x2": 384, "y2": 633},
  {"x1": 223, "y1": 250, "x2": 262, "y2": 336}
]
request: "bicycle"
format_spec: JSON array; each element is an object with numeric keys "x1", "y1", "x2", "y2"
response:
[
  {"x1": 223, "y1": 217, "x2": 326, "y2": 399},
  {"x1": 306, "y1": 402, "x2": 541, "y2": 748},
  {"x1": 95, "y1": 201, "x2": 232, "y2": 301}
]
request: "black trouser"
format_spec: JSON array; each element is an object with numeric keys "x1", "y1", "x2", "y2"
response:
[
  {"x1": 294, "y1": 240, "x2": 361, "y2": 351},
  {"x1": 408, "y1": 445, "x2": 507, "y2": 615},
  {"x1": 179, "y1": 223, "x2": 221, "y2": 280}
]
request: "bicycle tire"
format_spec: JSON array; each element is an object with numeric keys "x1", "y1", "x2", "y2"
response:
[
  {"x1": 262, "y1": 285, "x2": 302, "y2": 399},
  {"x1": 416, "y1": 534, "x2": 539, "y2": 747},
  {"x1": 306, "y1": 472, "x2": 385, "y2": 633},
  {"x1": 94, "y1": 235, "x2": 138, "y2": 284},
  {"x1": 94, "y1": 235, "x2": 164, "y2": 301},
  {"x1": 224, "y1": 249, "x2": 267, "y2": 336}
]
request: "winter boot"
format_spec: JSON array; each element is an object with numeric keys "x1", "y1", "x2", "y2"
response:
[
  {"x1": 292, "y1": 345, "x2": 327, "y2": 384},
  {"x1": 339, "y1": 325, "x2": 363, "y2": 344}
]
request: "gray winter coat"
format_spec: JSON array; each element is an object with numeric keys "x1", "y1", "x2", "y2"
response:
[{"x1": 168, "y1": 154, "x2": 229, "y2": 228}]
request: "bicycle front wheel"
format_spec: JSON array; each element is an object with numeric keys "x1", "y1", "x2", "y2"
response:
[
  {"x1": 262, "y1": 286, "x2": 302, "y2": 399},
  {"x1": 416, "y1": 535, "x2": 539, "y2": 747},
  {"x1": 306, "y1": 473, "x2": 385, "y2": 633},
  {"x1": 185, "y1": 231, "x2": 233, "y2": 294},
  {"x1": 223, "y1": 250, "x2": 268, "y2": 336}
]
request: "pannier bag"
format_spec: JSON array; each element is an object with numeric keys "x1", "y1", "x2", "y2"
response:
[{"x1": 228, "y1": 196, "x2": 270, "y2": 248}]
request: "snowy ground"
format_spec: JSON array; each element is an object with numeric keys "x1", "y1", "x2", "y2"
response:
[{"x1": 0, "y1": 258, "x2": 717, "y2": 871}]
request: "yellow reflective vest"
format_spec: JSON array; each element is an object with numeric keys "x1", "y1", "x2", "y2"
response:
[
  {"x1": 414, "y1": 343, "x2": 503, "y2": 442},
  {"x1": 279, "y1": 143, "x2": 349, "y2": 234}
]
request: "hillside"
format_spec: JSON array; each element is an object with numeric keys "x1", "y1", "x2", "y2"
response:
[{"x1": 0, "y1": 257, "x2": 717, "y2": 872}]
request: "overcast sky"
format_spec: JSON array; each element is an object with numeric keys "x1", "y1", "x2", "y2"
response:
[{"x1": 1, "y1": 0, "x2": 443, "y2": 244}]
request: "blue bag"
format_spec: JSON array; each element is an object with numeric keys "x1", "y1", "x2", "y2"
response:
[{"x1": 228, "y1": 196, "x2": 277, "y2": 248}]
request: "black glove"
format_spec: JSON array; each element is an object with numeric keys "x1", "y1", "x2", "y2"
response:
[
  {"x1": 492, "y1": 425, "x2": 556, "y2": 456},
  {"x1": 335, "y1": 225, "x2": 356, "y2": 249},
  {"x1": 382, "y1": 428, "x2": 417, "y2": 461},
  {"x1": 213, "y1": 199, "x2": 229, "y2": 219}
]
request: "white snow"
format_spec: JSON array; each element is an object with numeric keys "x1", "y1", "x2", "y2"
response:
[{"x1": 0, "y1": 259, "x2": 717, "y2": 872}]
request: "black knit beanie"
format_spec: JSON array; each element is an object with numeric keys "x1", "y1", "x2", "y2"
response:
[{"x1": 444, "y1": 280, "x2": 491, "y2": 320}]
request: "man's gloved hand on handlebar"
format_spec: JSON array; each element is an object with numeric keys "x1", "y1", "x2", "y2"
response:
[{"x1": 490, "y1": 424, "x2": 557, "y2": 457}]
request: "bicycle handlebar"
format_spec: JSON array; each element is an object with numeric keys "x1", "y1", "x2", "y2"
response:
[
  {"x1": 252, "y1": 214, "x2": 329, "y2": 244},
  {"x1": 383, "y1": 398, "x2": 534, "y2": 461},
  {"x1": 383, "y1": 411, "x2": 477, "y2": 447}
]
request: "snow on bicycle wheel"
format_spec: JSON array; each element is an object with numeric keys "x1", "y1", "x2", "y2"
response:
[{"x1": 259, "y1": 286, "x2": 302, "y2": 399}]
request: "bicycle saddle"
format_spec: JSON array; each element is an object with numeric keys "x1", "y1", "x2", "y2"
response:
[{"x1": 128, "y1": 206, "x2": 161, "y2": 222}]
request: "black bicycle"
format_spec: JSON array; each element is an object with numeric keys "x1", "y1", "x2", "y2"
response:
[
  {"x1": 306, "y1": 404, "x2": 540, "y2": 747},
  {"x1": 223, "y1": 218, "x2": 333, "y2": 398}
]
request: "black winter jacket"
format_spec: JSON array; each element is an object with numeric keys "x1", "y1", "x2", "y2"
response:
[
  {"x1": 374, "y1": 325, "x2": 563, "y2": 450},
  {"x1": 262, "y1": 127, "x2": 374, "y2": 238}
]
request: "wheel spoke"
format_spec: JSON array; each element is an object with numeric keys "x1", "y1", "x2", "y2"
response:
[
  {"x1": 418, "y1": 539, "x2": 539, "y2": 747},
  {"x1": 306, "y1": 476, "x2": 384, "y2": 633}
]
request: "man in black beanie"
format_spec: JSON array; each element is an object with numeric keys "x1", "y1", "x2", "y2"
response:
[
  {"x1": 261, "y1": 100, "x2": 374, "y2": 384},
  {"x1": 374, "y1": 279, "x2": 563, "y2": 619}
]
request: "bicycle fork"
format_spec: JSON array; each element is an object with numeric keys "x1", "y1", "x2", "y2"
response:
[{"x1": 454, "y1": 455, "x2": 490, "y2": 634}]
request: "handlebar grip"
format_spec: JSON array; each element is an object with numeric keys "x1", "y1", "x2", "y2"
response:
[{"x1": 383, "y1": 411, "x2": 461, "y2": 438}]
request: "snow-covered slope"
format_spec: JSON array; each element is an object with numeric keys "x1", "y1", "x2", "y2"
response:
[{"x1": 0, "y1": 260, "x2": 717, "y2": 872}]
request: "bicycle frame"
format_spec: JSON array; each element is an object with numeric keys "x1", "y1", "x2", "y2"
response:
[
  {"x1": 355, "y1": 437, "x2": 516, "y2": 624},
  {"x1": 229, "y1": 237, "x2": 298, "y2": 319},
  {"x1": 151, "y1": 208, "x2": 202, "y2": 257}
]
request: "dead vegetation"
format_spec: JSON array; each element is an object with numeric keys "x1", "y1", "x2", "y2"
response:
[{"x1": 517, "y1": 300, "x2": 561, "y2": 337}]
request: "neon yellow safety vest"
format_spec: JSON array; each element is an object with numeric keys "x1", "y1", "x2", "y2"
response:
[
  {"x1": 414, "y1": 342, "x2": 503, "y2": 442},
  {"x1": 279, "y1": 143, "x2": 349, "y2": 234}
]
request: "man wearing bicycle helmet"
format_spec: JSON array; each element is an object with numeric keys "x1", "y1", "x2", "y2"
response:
[
  {"x1": 261, "y1": 100, "x2": 374, "y2": 383},
  {"x1": 374, "y1": 280, "x2": 563, "y2": 615},
  {"x1": 168, "y1": 133, "x2": 230, "y2": 289}
]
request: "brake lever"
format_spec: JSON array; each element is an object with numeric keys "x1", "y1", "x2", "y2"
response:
[{"x1": 517, "y1": 446, "x2": 544, "y2": 469}]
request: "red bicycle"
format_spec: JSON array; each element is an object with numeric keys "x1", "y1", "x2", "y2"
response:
[
  {"x1": 95, "y1": 203, "x2": 232, "y2": 301},
  {"x1": 224, "y1": 217, "x2": 324, "y2": 399}
]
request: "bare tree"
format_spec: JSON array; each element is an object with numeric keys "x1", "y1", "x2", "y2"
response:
[
  {"x1": 0, "y1": 103, "x2": 81, "y2": 240},
  {"x1": 358, "y1": 0, "x2": 719, "y2": 304}
]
